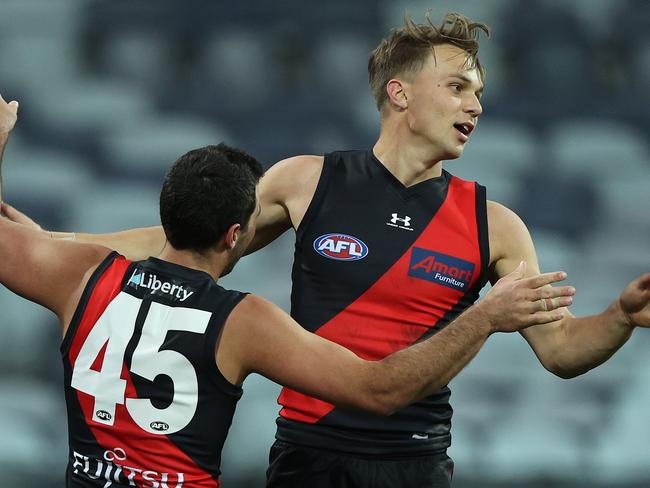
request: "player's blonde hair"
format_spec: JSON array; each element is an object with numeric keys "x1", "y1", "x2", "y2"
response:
[{"x1": 368, "y1": 12, "x2": 490, "y2": 111}]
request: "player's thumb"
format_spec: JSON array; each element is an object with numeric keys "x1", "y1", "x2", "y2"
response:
[{"x1": 8, "y1": 100, "x2": 19, "y2": 112}]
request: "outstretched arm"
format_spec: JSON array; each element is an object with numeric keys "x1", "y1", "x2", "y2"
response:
[
  {"x1": 1, "y1": 200, "x2": 167, "y2": 261},
  {"x1": 0, "y1": 93, "x2": 19, "y2": 204},
  {"x1": 488, "y1": 201, "x2": 645, "y2": 378},
  {"x1": 3, "y1": 154, "x2": 322, "y2": 259},
  {"x1": 0, "y1": 216, "x2": 111, "y2": 329},
  {"x1": 216, "y1": 264, "x2": 572, "y2": 415}
]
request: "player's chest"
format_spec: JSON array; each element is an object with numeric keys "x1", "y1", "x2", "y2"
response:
[{"x1": 301, "y1": 190, "x2": 481, "y2": 298}]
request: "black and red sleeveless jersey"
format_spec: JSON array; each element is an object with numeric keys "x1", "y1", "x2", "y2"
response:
[
  {"x1": 276, "y1": 150, "x2": 489, "y2": 454},
  {"x1": 61, "y1": 253, "x2": 246, "y2": 487}
]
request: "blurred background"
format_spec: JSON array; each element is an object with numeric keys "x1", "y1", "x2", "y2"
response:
[{"x1": 0, "y1": 0, "x2": 649, "y2": 486}]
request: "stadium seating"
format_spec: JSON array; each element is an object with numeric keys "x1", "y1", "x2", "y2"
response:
[{"x1": 0, "y1": 1, "x2": 648, "y2": 486}]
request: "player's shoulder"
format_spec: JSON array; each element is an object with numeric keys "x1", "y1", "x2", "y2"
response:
[
  {"x1": 487, "y1": 200, "x2": 530, "y2": 239},
  {"x1": 230, "y1": 293, "x2": 279, "y2": 317},
  {"x1": 58, "y1": 240, "x2": 115, "y2": 276},
  {"x1": 260, "y1": 154, "x2": 324, "y2": 201},
  {"x1": 486, "y1": 200, "x2": 521, "y2": 225},
  {"x1": 227, "y1": 293, "x2": 289, "y2": 334},
  {"x1": 271, "y1": 154, "x2": 324, "y2": 173}
]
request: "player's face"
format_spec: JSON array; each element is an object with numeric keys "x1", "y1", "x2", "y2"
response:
[{"x1": 402, "y1": 44, "x2": 483, "y2": 160}]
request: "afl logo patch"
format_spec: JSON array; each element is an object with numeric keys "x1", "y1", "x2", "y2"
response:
[
  {"x1": 313, "y1": 233, "x2": 369, "y2": 261},
  {"x1": 95, "y1": 410, "x2": 112, "y2": 421},
  {"x1": 150, "y1": 421, "x2": 170, "y2": 432}
]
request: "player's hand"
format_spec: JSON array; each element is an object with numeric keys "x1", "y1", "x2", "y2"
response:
[
  {"x1": 0, "y1": 202, "x2": 43, "y2": 231},
  {"x1": 619, "y1": 273, "x2": 650, "y2": 328},
  {"x1": 478, "y1": 261, "x2": 575, "y2": 333},
  {"x1": 0, "y1": 93, "x2": 19, "y2": 135}
]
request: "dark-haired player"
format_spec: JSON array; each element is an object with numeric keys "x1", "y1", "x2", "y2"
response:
[
  {"x1": 2, "y1": 11, "x2": 650, "y2": 488},
  {"x1": 0, "y1": 141, "x2": 578, "y2": 486}
]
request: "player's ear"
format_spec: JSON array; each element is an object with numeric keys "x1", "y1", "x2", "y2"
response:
[
  {"x1": 224, "y1": 223, "x2": 241, "y2": 250},
  {"x1": 386, "y1": 79, "x2": 408, "y2": 111}
]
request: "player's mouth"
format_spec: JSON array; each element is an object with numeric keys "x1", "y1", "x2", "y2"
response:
[{"x1": 453, "y1": 122, "x2": 474, "y2": 142}]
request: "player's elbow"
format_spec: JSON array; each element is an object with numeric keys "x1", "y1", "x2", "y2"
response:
[
  {"x1": 549, "y1": 366, "x2": 578, "y2": 379},
  {"x1": 357, "y1": 391, "x2": 400, "y2": 416},
  {"x1": 361, "y1": 378, "x2": 413, "y2": 416},
  {"x1": 541, "y1": 358, "x2": 583, "y2": 379}
]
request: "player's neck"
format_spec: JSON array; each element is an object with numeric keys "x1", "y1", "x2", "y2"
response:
[
  {"x1": 373, "y1": 123, "x2": 444, "y2": 187},
  {"x1": 157, "y1": 243, "x2": 224, "y2": 282}
]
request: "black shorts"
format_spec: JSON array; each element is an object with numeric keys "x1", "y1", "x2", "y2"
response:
[{"x1": 266, "y1": 440, "x2": 454, "y2": 488}]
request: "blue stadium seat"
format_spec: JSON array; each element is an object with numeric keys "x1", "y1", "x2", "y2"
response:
[{"x1": 67, "y1": 181, "x2": 160, "y2": 233}]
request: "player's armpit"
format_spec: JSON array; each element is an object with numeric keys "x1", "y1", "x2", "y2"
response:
[
  {"x1": 0, "y1": 217, "x2": 111, "y2": 327},
  {"x1": 246, "y1": 155, "x2": 324, "y2": 254}
]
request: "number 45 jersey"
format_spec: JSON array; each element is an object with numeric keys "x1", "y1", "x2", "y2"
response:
[{"x1": 61, "y1": 253, "x2": 246, "y2": 487}]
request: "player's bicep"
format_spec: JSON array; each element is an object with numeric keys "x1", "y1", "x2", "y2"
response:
[
  {"x1": 223, "y1": 295, "x2": 372, "y2": 410},
  {"x1": 488, "y1": 201, "x2": 540, "y2": 284},
  {"x1": 0, "y1": 217, "x2": 110, "y2": 318}
]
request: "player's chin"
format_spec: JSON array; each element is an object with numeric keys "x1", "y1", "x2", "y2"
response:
[{"x1": 442, "y1": 144, "x2": 464, "y2": 160}]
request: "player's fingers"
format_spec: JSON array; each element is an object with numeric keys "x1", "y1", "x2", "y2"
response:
[
  {"x1": 528, "y1": 310, "x2": 566, "y2": 325},
  {"x1": 531, "y1": 285, "x2": 576, "y2": 300},
  {"x1": 521, "y1": 271, "x2": 567, "y2": 289},
  {"x1": 8, "y1": 100, "x2": 18, "y2": 112},
  {"x1": 532, "y1": 296, "x2": 573, "y2": 313}
]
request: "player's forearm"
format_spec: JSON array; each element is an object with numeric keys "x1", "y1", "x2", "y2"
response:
[
  {"x1": 368, "y1": 305, "x2": 492, "y2": 415},
  {"x1": 539, "y1": 301, "x2": 634, "y2": 378},
  {"x1": 51, "y1": 226, "x2": 166, "y2": 261}
]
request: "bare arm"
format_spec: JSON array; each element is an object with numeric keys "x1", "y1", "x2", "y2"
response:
[
  {"x1": 56, "y1": 154, "x2": 324, "y2": 256},
  {"x1": 0, "y1": 200, "x2": 165, "y2": 261},
  {"x1": 53, "y1": 226, "x2": 166, "y2": 261},
  {"x1": 3, "y1": 155, "x2": 324, "y2": 259},
  {"x1": 0, "y1": 216, "x2": 111, "y2": 328},
  {"x1": 216, "y1": 266, "x2": 572, "y2": 416},
  {"x1": 488, "y1": 201, "x2": 646, "y2": 378}
]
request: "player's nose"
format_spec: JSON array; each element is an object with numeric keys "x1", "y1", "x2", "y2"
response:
[{"x1": 465, "y1": 95, "x2": 483, "y2": 117}]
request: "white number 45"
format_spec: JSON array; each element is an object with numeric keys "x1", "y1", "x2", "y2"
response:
[{"x1": 71, "y1": 292, "x2": 211, "y2": 435}]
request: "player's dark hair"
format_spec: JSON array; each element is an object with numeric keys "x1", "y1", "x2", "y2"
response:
[
  {"x1": 369, "y1": 12, "x2": 490, "y2": 111},
  {"x1": 160, "y1": 143, "x2": 264, "y2": 251}
]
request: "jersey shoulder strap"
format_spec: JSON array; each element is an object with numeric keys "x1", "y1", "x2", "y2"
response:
[{"x1": 61, "y1": 251, "x2": 132, "y2": 356}]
